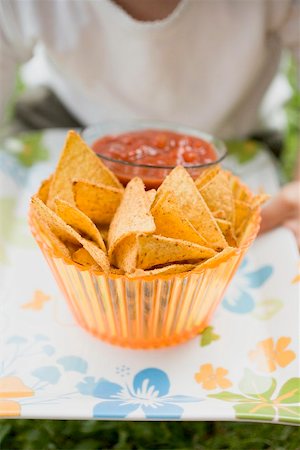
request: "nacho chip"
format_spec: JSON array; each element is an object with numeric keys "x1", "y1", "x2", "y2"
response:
[
  {"x1": 216, "y1": 219, "x2": 237, "y2": 247},
  {"x1": 191, "y1": 247, "x2": 237, "y2": 273},
  {"x1": 155, "y1": 166, "x2": 227, "y2": 250},
  {"x1": 129, "y1": 264, "x2": 195, "y2": 279},
  {"x1": 97, "y1": 225, "x2": 109, "y2": 243},
  {"x1": 151, "y1": 191, "x2": 208, "y2": 246},
  {"x1": 108, "y1": 177, "x2": 156, "y2": 258},
  {"x1": 47, "y1": 131, "x2": 122, "y2": 208},
  {"x1": 234, "y1": 199, "x2": 252, "y2": 239},
  {"x1": 36, "y1": 175, "x2": 53, "y2": 203},
  {"x1": 73, "y1": 179, "x2": 123, "y2": 225},
  {"x1": 72, "y1": 247, "x2": 98, "y2": 267},
  {"x1": 252, "y1": 193, "x2": 270, "y2": 209},
  {"x1": 112, "y1": 235, "x2": 138, "y2": 273},
  {"x1": 31, "y1": 197, "x2": 110, "y2": 273},
  {"x1": 37, "y1": 219, "x2": 71, "y2": 259},
  {"x1": 195, "y1": 165, "x2": 220, "y2": 189},
  {"x1": 136, "y1": 234, "x2": 216, "y2": 270},
  {"x1": 199, "y1": 171, "x2": 234, "y2": 223},
  {"x1": 230, "y1": 176, "x2": 252, "y2": 203},
  {"x1": 146, "y1": 189, "x2": 156, "y2": 207},
  {"x1": 54, "y1": 198, "x2": 106, "y2": 251}
]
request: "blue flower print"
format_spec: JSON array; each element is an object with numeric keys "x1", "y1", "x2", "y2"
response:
[
  {"x1": 77, "y1": 368, "x2": 200, "y2": 419},
  {"x1": 222, "y1": 258, "x2": 273, "y2": 314}
]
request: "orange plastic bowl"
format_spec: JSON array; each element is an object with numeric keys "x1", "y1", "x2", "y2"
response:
[{"x1": 29, "y1": 207, "x2": 260, "y2": 349}]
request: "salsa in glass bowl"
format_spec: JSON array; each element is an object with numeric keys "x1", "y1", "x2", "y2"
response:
[{"x1": 82, "y1": 120, "x2": 227, "y2": 189}]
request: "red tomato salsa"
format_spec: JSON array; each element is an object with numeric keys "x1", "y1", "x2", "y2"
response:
[
  {"x1": 92, "y1": 129, "x2": 217, "y2": 189},
  {"x1": 93, "y1": 129, "x2": 216, "y2": 166}
]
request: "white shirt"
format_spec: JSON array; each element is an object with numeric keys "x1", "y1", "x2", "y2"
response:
[{"x1": 0, "y1": 0, "x2": 299, "y2": 138}]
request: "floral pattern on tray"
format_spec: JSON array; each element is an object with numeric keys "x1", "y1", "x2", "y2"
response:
[{"x1": 0, "y1": 130, "x2": 299, "y2": 423}]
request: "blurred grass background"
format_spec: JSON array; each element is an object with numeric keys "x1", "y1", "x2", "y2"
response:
[
  {"x1": 0, "y1": 57, "x2": 299, "y2": 449},
  {"x1": 0, "y1": 420, "x2": 299, "y2": 450}
]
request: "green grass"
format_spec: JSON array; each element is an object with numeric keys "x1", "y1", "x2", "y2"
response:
[{"x1": 0, "y1": 420, "x2": 299, "y2": 450}]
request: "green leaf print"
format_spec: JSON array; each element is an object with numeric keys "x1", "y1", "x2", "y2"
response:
[
  {"x1": 238, "y1": 369, "x2": 277, "y2": 400},
  {"x1": 234, "y1": 403, "x2": 275, "y2": 421},
  {"x1": 276, "y1": 378, "x2": 300, "y2": 404},
  {"x1": 252, "y1": 299, "x2": 283, "y2": 320},
  {"x1": 279, "y1": 405, "x2": 300, "y2": 424},
  {"x1": 199, "y1": 326, "x2": 220, "y2": 347},
  {"x1": 207, "y1": 392, "x2": 248, "y2": 402},
  {"x1": 208, "y1": 370, "x2": 300, "y2": 424}
]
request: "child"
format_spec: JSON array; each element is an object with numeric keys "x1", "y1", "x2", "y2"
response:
[{"x1": 0, "y1": 0, "x2": 299, "y2": 245}]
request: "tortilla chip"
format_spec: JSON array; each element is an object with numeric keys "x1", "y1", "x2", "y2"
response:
[
  {"x1": 216, "y1": 219, "x2": 237, "y2": 247},
  {"x1": 252, "y1": 193, "x2": 270, "y2": 208},
  {"x1": 234, "y1": 200, "x2": 253, "y2": 241},
  {"x1": 146, "y1": 189, "x2": 156, "y2": 207},
  {"x1": 112, "y1": 235, "x2": 138, "y2": 273},
  {"x1": 108, "y1": 177, "x2": 156, "y2": 258},
  {"x1": 47, "y1": 131, "x2": 122, "y2": 208},
  {"x1": 36, "y1": 175, "x2": 53, "y2": 203},
  {"x1": 31, "y1": 197, "x2": 110, "y2": 272},
  {"x1": 129, "y1": 264, "x2": 195, "y2": 279},
  {"x1": 191, "y1": 247, "x2": 237, "y2": 273},
  {"x1": 230, "y1": 177, "x2": 252, "y2": 203},
  {"x1": 37, "y1": 219, "x2": 71, "y2": 259},
  {"x1": 73, "y1": 179, "x2": 123, "y2": 225},
  {"x1": 72, "y1": 247, "x2": 98, "y2": 267},
  {"x1": 97, "y1": 225, "x2": 109, "y2": 243},
  {"x1": 195, "y1": 165, "x2": 221, "y2": 189},
  {"x1": 54, "y1": 198, "x2": 106, "y2": 251},
  {"x1": 110, "y1": 267, "x2": 125, "y2": 275},
  {"x1": 151, "y1": 191, "x2": 208, "y2": 246},
  {"x1": 199, "y1": 171, "x2": 234, "y2": 223},
  {"x1": 155, "y1": 166, "x2": 227, "y2": 250},
  {"x1": 136, "y1": 234, "x2": 216, "y2": 270}
]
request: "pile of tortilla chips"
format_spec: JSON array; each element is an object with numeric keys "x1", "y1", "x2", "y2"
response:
[{"x1": 30, "y1": 130, "x2": 268, "y2": 278}]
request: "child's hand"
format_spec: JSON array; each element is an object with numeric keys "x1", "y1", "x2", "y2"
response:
[{"x1": 260, "y1": 181, "x2": 300, "y2": 248}]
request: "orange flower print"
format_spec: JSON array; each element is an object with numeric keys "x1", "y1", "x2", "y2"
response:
[
  {"x1": 195, "y1": 364, "x2": 232, "y2": 390},
  {"x1": 249, "y1": 337, "x2": 296, "y2": 373},
  {"x1": 0, "y1": 376, "x2": 34, "y2": 417},
  {"x1": 22, "y1": 290, "x2": 50, "y2": 310}
]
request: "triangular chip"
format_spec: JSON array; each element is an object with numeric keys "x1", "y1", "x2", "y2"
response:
[
  {"x1": 36, "y1": 219, "x2": 71, "y2": 259},
  {"x1": 216, "y1": 219, "x2": 237, "y2": 247},
  {"x1": 36, "y1": 175, "x2": 53, "y2": 203},
  {"x1": 72, "y1": 247, "x2": 99, "y2": 268},
  {"x1": 108, "y1": 177, "x2": 156, "y2": 258},
  {"x1": 191, "y1": 247, "x2": 237, "y2": 273},
  {"x1": 195, "y1": 165, "x2": 221, "y2": 189},
  {"x1": 151, "y1": 191, "x2": 208, "y2": 246},
  {"x1": 111, "y1": 235, "x2": 138, "y2": 273},
  {"x1": 155, "y1": 166, "x2": 227, "y2": 250},
  {"x1": 234, "y1": 199, "x2": 252, "y2": 241},
  {"x1": 97, "y1": 225, "x2": 109, "y2": 243},
  {"x1": 146, "y1": 189, "x2": 156, "y2": 207},
  {"x1": 73, "y1": 179, "x2": 123, "y2": 225},
  {"x1": 199, "y1": 171, "x2": 234, "y2": 223},
  {"x1": 252, "y1": 193, "x2": 270, "y2": 209},
  {"x1": 129, "y1": 264, "x2": 195, "y2": 279},
  {"x1": 55, "y1": 198, "x2": 106, "y2": 251},
  {"x1": 230, "y1": 176, "x2": 252, "y2": 203},
  {"x1": 31, "y1": 197, "x2": 109, "y2": 273},
  {"x1": 47, "y1": 131, "x2": 122, "y2": 208},
  {"x1": 136, "y1": 234, "x2": 216, "y2": 270}
]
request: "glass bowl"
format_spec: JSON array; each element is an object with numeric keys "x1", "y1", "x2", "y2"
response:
[
  {"x1": 28, "y1": 207, "x2": 260, "y2": 349},
  {"x1": 81, "y1": 120, "x2": 227, "y2": 189}
]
